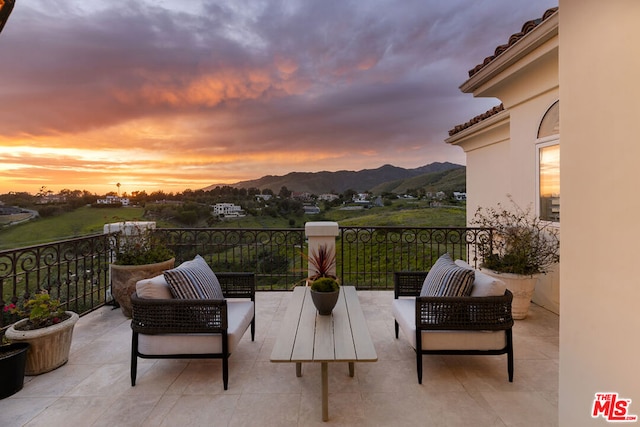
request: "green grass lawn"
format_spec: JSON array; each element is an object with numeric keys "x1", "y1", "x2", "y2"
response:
[
  {"x1": 0, "y1": 203, "x2": 466, "y2": 250},
  {"x1": 324, "y1": 205, "x2": 465, "y2": 227},
  {"x1": 216, "y1": 203, "x2": 466, "y2": 229},
  {"x1": 0, "y1": 206, "x2": 146, "y2": 250}
]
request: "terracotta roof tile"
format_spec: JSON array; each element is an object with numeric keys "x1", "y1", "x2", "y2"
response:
[
  {"x1": 468, "y1": 7, "x2": 558, "y2": 78},
  {"x1": 448, "y1": 7, "x2": 558, "y2": 138},
  {"x1": 448, "y1": 104, "x2": 504, "y2": 136}
]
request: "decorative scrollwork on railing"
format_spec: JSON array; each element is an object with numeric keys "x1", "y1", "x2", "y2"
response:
[
  {"x1": 0, "y1": 234, "x2": 113, "y2": 327},
  {"x1": 158, "y1": 228, "x2": 306, "y2": 290},
  {"x1": 1, "y1": 226, "x2": 489, "y2": 327},
  {"x1": 338, "y1": 226, "x2": 487, "y2": 289}
]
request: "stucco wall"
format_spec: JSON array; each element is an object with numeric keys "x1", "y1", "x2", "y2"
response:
[
  {"x1": 449, "y1": 31, "x2": 560, "y2": 313},
  {"x1": 461, "y1": 117, "x2": 511, "y2": 224},
  {"x1": 507, "y1": 77, "x2": 560, "y2": 314},
  {"x1": 559, "y1": 0, "x2": 640, "y2": 424}
]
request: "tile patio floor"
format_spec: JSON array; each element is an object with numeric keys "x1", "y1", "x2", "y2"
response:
[{"x1": 0, "y1": 291, "x2": 559, "y2": 426}]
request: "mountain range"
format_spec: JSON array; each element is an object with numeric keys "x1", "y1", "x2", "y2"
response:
[{"x1": 204, "y1": 162, "x2": 466, "y2": 195}]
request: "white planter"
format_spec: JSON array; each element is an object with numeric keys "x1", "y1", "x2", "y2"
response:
[
  {"x1": 482, "y1": 269, "x2": 540, "y2": 320},
  {"x1": 6, "y1": 311, "x2": 79, "y2": 375}
]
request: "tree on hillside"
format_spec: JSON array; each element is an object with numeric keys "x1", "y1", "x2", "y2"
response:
[{"x1": 279, "y1": 186, "x2": 291, "y2": 198}]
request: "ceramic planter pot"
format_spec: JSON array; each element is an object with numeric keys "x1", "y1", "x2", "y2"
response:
[
  {"x1": 482, "y1": 269, "x2": 540, "y2": 319},
  {"x1": 110, "y1": 258, "x2": 175, "y2": 317},
  {"x1": 310, "y1": 289, "x2": 340, "y2": 315},
  {"x1": 5, "y1": 311, "x2": 79, "y2": 375},
  {"x1": 0, "y1": 342, "x2": 29, "y2": 398}
]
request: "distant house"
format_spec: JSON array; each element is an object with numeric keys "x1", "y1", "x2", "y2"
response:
[
  {"x1": 213, "y1": 203, "x2": 244, "y2": 217},
  {"x1": 96, "y1": 196, "x2": 129, "y2": 206},
  {"x1": 425, "y1": 192, "x2": 446, "y2": 200},
  {"x1": 256, "y1": 194, "x2": 272, "y2": 201},
  {"x1": 303, "y1": 205, "x2": 321, "y2": 215},
  {"x1": 37, "y1": 195, "x2": 66, "y2": 204},
  {"x1": 291, "y1": 192, "x2": 313, "y2": 202},
  {"x1": 318, "y1": 193, "x2": 339, "y2": 202},
  {"x1": 352, "y1": 193, "x2": 369, "y2": 204},
  {"x1": 0, "y1": 206, "x2": 22, "y2": 215},
  {"x1": 453, "y1": 192, "x2": 467, "y2": 201}
]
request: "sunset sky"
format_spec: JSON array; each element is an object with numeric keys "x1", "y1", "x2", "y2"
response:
[{"x1": 0, "y1": 0, "x2": 557, "y2": 196}]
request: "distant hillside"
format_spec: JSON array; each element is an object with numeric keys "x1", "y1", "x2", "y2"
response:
[
  {"x1": 369, "y1": 167, "x2": 466, "y2": 195},
  {"x1": 204, "y1": 162, "x2": 465, "y2": 195}
]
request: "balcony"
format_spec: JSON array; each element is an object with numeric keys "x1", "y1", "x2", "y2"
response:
[
  {"x1": 0, "y1": 291, "x2": 558, "y2": 426},
  {"x1": 0, "y1": 226, "x2": 559, "y2": 425}
]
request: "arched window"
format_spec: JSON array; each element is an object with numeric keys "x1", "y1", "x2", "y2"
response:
[{"x1": 537, "y1": 101, "x2": 560, "y2": 222}]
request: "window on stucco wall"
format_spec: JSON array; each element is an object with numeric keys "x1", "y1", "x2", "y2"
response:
[{"x1": 537, "y1": 101, "x2": 560, "y2": 222}]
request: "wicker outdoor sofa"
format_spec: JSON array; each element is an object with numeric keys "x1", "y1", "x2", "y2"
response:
[
  {"x1": 392, "y1": 257, "x2": 514, "y2": 384},
  {"x1": 130, "y1": 270, "x2": 255, "y2": 390}
]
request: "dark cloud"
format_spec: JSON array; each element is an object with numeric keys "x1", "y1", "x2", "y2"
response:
[{"x1": 0, "y1": 0, "x2": 558, "y2": 193}]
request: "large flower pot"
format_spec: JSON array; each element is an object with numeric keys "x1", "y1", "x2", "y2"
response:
[
  {"x1": 110, "y1": 258, "x2": 175, "y2": 317},
  {"x1": 310, "y1": 289, "x2": 340, "y2": 315},
  {"x1": 482, "y1": 269, "x2": 540, "y2": 320},
  {"x1": 0, "y1": 342, "x2": 29, "y2": 398},
  {"x1": 5, "y1": 311, "x2": 79, "y2": 375}
]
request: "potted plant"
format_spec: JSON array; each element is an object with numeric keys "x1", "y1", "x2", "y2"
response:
[
  {"x1": 4, "y1": 290, "x2": 79, "y2": 375},
  {"x1": 471, "y1": 196, "x2": 560, "y2": 319},
  {"x1": 305, "y1": 245, "x2": 340, "y2": 315},
  {"x1": 109, "y1": 222, "x2": 175, "y2": 317},
  {"x1": 309, "y1": 277, "x2": 340, "y2": 315}
]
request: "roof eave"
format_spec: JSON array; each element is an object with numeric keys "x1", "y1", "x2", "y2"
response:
[
  {"x1": 445, "y1": 109, "x2": 510, "y2": 147},
  {"x1": 459, "y1": 11, "x2": 559, "y2": 95}
]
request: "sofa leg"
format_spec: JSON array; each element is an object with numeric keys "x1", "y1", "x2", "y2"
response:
[
  {"x1": 508, "y1": 354, "x2": 514, "y2": 382},
  {"x1": 417, "y1": 351, "x2": 423, "y2": 384},
  {"x1": 251, "y1": 317, "x2": 256, "y2": 341},
  {"x1": 394, "y1": 321, "x2": 399, "y2": 339},
  {"x1": 507, "y1": 329, "x2": 514, "y2": 382},
  {"x1": 131, "y1": 332, "x2": 138, "y2": 386},
  {"x1": 223, "y1": 356, "x2": 229, "y2": 390}
]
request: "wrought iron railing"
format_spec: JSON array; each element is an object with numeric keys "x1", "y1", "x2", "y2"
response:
[
  {"x1": 157, "y1": 228, "x2": 307, "y2": 290},
  {"x1": 0, "y1": 234, "x2": 113, "y2": 328},
  {"x1": 1, "y1": 226, "x2": 490, "y2": 328},
  {"x1": 337, "y1": 226, "x2": 487, "y2": 289}
]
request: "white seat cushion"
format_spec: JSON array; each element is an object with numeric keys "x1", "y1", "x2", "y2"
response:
[
  {"x1": 392, "y1": 298, "x2": 506, "y2": 351},
  {"x1": 137, "y1": 300, "x2": 254, "y2": 355}
]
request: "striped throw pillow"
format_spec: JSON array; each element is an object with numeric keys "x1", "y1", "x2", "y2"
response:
[
  {"x1": 420, "y1": 253, "x2": 475, "y2": 297},
  {"x1": 164, "y1": 255, "x2": 224, "y2": 300}
]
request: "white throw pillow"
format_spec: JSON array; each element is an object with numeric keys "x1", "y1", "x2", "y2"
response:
[
  {"x1": 454, "y1": 259, "x2": 507, "y2": 297},
  {"x1": 135, "y1": 274, "x2": 173, "y2": 299}
]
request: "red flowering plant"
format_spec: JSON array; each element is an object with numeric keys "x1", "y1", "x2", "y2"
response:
[{"x1": 4, "y1": 290, "x2": 69, "y2": 330}]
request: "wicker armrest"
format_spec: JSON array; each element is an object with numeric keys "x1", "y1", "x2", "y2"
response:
[
  {"x1": 130, "y1": 292, "x2": 227, "y2": 335},
  {"x1": 416, "y1": 290, "x2": 514, "y2": 331},
  {"x1": 217, "y1": 272, "x2": 255, "y2": 300},
  {"x1": 394, "y1": 271, "x2": 428, "y2": 298}
]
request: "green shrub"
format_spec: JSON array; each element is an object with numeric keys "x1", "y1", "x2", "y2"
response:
[
  {"x1": 310, "y1": 277, "x2": 339, "y2": 292},
  {"x1": 471, "y1": 196, "x2": 560, "y2": 275}
]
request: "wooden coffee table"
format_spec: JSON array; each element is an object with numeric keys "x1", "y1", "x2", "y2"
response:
[{"x1": 270, "y1": 286, "x2": 377, "y2": 421}]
